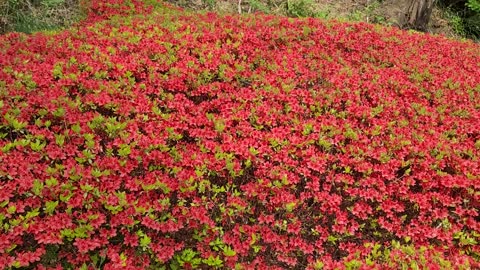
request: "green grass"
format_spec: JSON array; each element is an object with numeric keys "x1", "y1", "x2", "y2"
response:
[{"x1": 0, "y1": 0, "x2": 87, "y2": 34}]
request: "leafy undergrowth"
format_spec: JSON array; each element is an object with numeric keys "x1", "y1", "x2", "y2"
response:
[{"x1": 1, "y1": 0, "x2": 479, "y2": 269}]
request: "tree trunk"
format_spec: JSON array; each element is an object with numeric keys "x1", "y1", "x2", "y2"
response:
[{"x1": 406, "y1": 0, "x2": 435, "y2": 31}]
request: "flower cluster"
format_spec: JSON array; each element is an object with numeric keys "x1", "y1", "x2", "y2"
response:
[{"x1": 0, "y1": 0, "x2": 479, "y2": 268}]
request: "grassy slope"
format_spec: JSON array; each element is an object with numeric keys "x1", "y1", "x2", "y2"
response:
[{"x1": 0, "y1": 1, "x2": 479, "y2": 269}]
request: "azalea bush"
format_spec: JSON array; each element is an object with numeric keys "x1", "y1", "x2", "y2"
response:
[{"x1": 0, "y1": 0, "x2": 479, "y2": 269}]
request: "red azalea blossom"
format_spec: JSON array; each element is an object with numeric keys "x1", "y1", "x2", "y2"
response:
[{"x1": 0, "y1": 0, "x2": 479, "y2": 268}]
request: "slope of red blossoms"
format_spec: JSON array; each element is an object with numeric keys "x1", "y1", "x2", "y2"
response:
[{"x1": 0, "y1": 0, "x2": 479, "y2": 269}]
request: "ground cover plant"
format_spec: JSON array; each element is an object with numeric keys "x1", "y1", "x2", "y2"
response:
[{"x1": 0, "y1": 0, "x2": 479, "y2": 269}]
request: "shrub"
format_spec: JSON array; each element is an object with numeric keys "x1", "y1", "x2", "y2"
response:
[
  {"x1": 285, "y1": 0, "x2": 315, "y2": 17},
  {"x1": 466, "y1": 0, "x2": 480, "y2": 12},
  {"x1": 439, "y1": 0, "x2": 480, "y2": 41},
  {"x1": 0, "y1": 0, "x2": 479, "y2": 268}
]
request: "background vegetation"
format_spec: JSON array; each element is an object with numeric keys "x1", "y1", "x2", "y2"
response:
[
  {"x1": 166, "y1": 0, "x2": 480, "y2": 41},
  {"x1": 0, "y1": 0, "x2": 87, "y2": 34},
  {"x1": 1, "y1": 0, "x2": 479, "y2": 41},
  {"x1": 438, "y1": 0, "x2": 480, "y2": 40}
]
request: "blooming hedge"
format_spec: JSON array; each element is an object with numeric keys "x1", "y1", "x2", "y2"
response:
[{"x1": 0, "y1": 0, "x2": 479, "y2": 269}]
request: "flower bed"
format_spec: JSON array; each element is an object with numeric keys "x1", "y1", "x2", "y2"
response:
[{"x1": 0, "y1": 0, "x2": 479, "y2": 269}]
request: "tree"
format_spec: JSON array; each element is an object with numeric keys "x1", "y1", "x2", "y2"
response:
[{"x1": 405, "y1": 0, "x2": 435, "y2": 31}]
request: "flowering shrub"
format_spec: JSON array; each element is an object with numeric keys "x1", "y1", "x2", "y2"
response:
[{"x1": 0, "y1": 0, "x2": 479, "y2": 269}]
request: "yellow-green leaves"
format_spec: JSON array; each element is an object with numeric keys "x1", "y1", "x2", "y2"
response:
[{"x1": 44, "y1": 201, "x2": 59, "y2": 215}]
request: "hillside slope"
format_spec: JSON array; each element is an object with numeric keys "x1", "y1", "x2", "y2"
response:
[{"x1": 0, "y1": 0, "x2": 479, "y2": 269}]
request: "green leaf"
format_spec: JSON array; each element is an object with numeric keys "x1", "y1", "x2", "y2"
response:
[
  {"x1": 467, "y1": 0, "x2": 480, "y2": 12},
  {"x1": 91, "y1": 168, "x2": 103, "y2": 178},
  {"x1": 12, "y1": 119, "x2": 27, "y2": 130},
  {"x1": 46, "y1": 177, "x2": 58, "y2": 187},
  {"x1": 365, "y1": 256, "x2": 375, "y2": 266},
  {"x1": 81, "y1": 184, "x2": 94, "y2": 192},
  {"x1": 152, "y1": 105, "x2": 162, "y2": 115},
  {"x1": 285, "y1": 201, "x2": 296, "y2": 212},
  {"x1": 344, "y1": 259, "x2": 362, "y2": 270},
  {"x1": 55, "y1": 134, "x2": 65, "y2": 146},
  {"x1": 19, "y1": 138, "x2": 30, "y2": 147},
  {"x1": 104, "y1": 204, "x2": 123, "y2": 214},
  {"x1": 7, "y1": 205, "x2": 16, "y2": 214},
  {"x1": 222, "y1": 245, "x2": 236, "y2": 257},
  {"x1": 327, "y1": 234, "x2": 337, "y2": 243},
  {"x1": 314, "y1": 261, "x2": 324, "y2": 269},
  {"x1": 392, "y1": 240, "x2": 401, "y2": 249},
  {"x1": 35, "y1": 118, "x2": 42, "y2": 127},
  {"x1": 250, "y1": 233, "x2": 257, "y2": 245},
  {"x1": 29, "y1": 139, "x2": 46, "y2": 151},
  {"x1": 303, "y1": 123, "x2": 314, "y2": 135},
  {"x1": 84, "y1": 133, "x2": 95, "y2": 148},
  {"x1": 120, "y1": 253, "x2": 127, "y2": 267},
  {"x1": 179, "y1": 249, "x2": 197, "y2": 263},
  {"x1": 139, "y1": 232, "x2": 151, "y2": 248},
  {"x1": 74, "y1": 224, "x2": 93, "y2": 238},
  {"x1": 2, "y1": 142, "x2": 15, "y2": 153},
  {"x1": 59, "y1": 190, "x2": 73, "y2": 202},
  {"x1": 1, "y1": 200, "x2": 9, "y2": 208},
  {"x1": 249, "y1": 147, "x2": 259, "y2": 156},
  {"x1": 32, "y1": 179, "x2": 44, "y2": 196},
  {"x1": 53, "y1": 107, "x2": 66, "y2": 117},
  {"x1": 118, "y1": 144, "x2": 131, "y2": 157},
  {"x1": 52, "y1": 63, "x2": 63, "y2": 79},
  {"x1": 45, "y1": 201, "x2": 59, "y2": 215},
  {"x1": 25, "y1": 208, "x2": 40, "y2": 219},
  {"x1": 344, "y1": 127, "x2": 358, "y2": 140},
  {"x1": 203, "y1": 255, "x2": 223, "y2": 267},
  {"x1": 61, "y1": 228, "x2": 74, "y2": 240},
  {"x1": 214, "y1": 119, "x2": 225, "y2": 133},
  {"x1": 71, "y1": 123, "x2": 81, "y2": 134}
]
